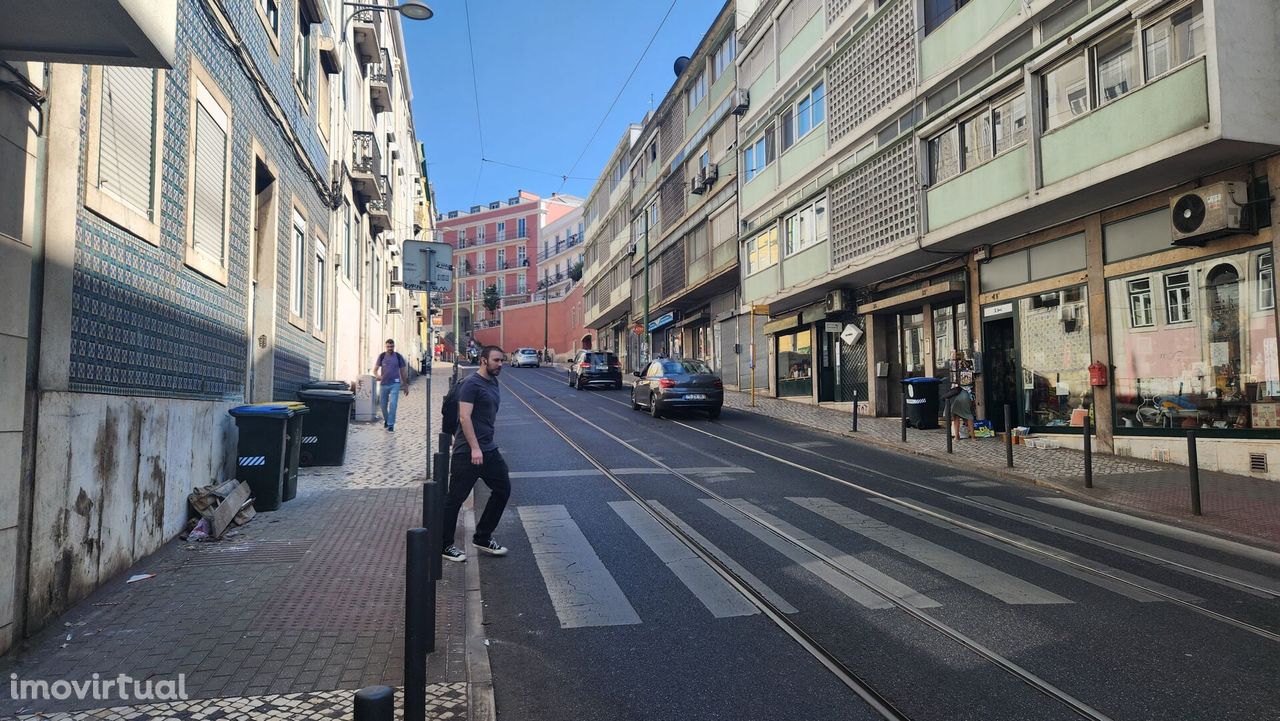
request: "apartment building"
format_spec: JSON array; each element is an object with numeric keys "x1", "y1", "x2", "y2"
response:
[
  {"x1": 0, "y1": 0, "x2": 430, "y2": 654},
  {"x1": 736, "y1": 0, "x2": 1280, "y2": 477},
  {"x1": 538, "y1": 205, "x2": 586, "y2": 297},
  {"x1": 624, "y1": 1, "x2": 749, "y2": 376},
  {"x1": 582, "y1": 124, "x2": 643, "y2": 368}
]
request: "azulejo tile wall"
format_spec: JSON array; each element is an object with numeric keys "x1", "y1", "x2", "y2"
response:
[{"x1": 71, "y1": 0, "x2": 333, "y2": 402}]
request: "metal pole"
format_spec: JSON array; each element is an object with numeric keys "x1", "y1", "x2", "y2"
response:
[
  {"x1": 452, "y1": 251, "x2": 459, "y2": 383},
  {"x1": 543, "y1": 281, "x2": 549, "y2": 363},
  {"x1": 900, "y1": 384, "x2": 908, "y2": 443},
  {"x1": 749, "y1": 316, "x2": 756, "y2": 408},
  {"x1": 1004, "y1": 403, "x2": 1014, "y2": 468},
  {"x1": 404, "y1": 528, "x2": 431, "y2": 721},
  {"x1": 1083, "y1": 410, "x2": 1093, "y2": 489},
  {"x1": 353, "y1": 686, "x2": 395, "y2": 721},
  {"x1": 850, "y1": 388, "x2": 858, "y2": 432},
  {"x1": 423, "y1": 480, "x2": 442, "y2": 584},
  {"x1": 643, "y1": 209, "x2": 651, "y2": 365},
  {"x1": 945, "y1": 404, "x2": 953, "y2": 454},
  {"x1": 1187, "y1": 430, "x2": 1202, "y2": 515}
]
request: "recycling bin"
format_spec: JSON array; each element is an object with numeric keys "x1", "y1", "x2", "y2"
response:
[
  {"x1": 296, "y1": 387, "x2": 356, "y2": 466},
  {"x1": 300, "y1": 380, "x2": 352, "y2": 392},
  {"x1": 228, "y1": 402, "x2": 310, "y2": 511},
  {"x1": 901, "y1": 377, "x2": 941, "y2": 430}
]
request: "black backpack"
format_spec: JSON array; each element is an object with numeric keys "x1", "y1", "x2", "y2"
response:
[{"x1": 441, "y1": 379, "x2": 462, "y2": 435}]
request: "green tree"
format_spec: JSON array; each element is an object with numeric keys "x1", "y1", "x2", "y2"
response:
[
  {"x1": 568, "y1": 260, "x2": 584, "y2": 282},
  {"x1": 483, "y1": 283, "x2": 500, "y2": 312}
]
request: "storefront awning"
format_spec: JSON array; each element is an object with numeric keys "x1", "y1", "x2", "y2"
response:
[
  {"x1": 674, "y1": 311, "x2": 710, "y2": 329},
  {"x1": 762, "y1": 314, "x2": 802, "y2": 335},
  {"x1": 858, "y1": 281, "x2": 966, "y2": 315}
]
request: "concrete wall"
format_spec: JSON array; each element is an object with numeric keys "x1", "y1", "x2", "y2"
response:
[{"x1": 473, "y1": 284, "x2": 594, "y2": 362}]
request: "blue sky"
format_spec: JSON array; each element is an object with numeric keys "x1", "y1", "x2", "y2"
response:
[{"x1": 402, "y1": 0, "x2": 726, "y2": 215}]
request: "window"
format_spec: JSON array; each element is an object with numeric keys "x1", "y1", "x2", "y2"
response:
[
  {"x1": 783, "y1": 196, "x2": 827, "y2": 256},
  {"x1": 291, "y1": 211, "x2": 306, "y2": 318},
  {"x1": 314, "y1": 238, "x2": 327, "y2": 332},
  {"x1": 778, "y1": 0, "x2": 821, "y2": 48},
  {"x1": 517, "y1": 245, "x2": 526, "y2": 266},
  {"x1": 259, "y1": 0, "x2": 279, "y2": 36},
  {"x1": 517, "y1": 273, "x2": 527, "y2": 294},
  {"x1": 928, "y1": 127, "x2": 960, "y2": 184},
  {"x1": 1143, "y1": 1, "x2": 1204, "y2": 80},
  {"x1": 1095, "y1": 27, "x2": 1137, "y2": 104},
  {"x1": 782, "y1": 82, "x2": 825, "y2": 151},
  {"x1": 1018, "y1": 287, "x2": 1092, "y2": 427},
  {"x1": 992, "y1": 93, "x2": 1028, "y2": 154},
  {"x1": 294, "y1": 11, "x2": 314, "y2": 105},
  {"x1": 1127, "y1": 278, "x2": 1154, "y2": 328},
  {"x1": 518, "y1": 217, "x2": 526, "y2": 238},
  {"x1": 497, "y1": 221, "x2": 506, "y2": 241},
  {"x1": 687, "y1": 68, "x2": 706, "y2": 112},
  {"x1": 87, "y1": 64, "x2": 163, "y2": 244},
  {"x1": 343, "y1": 200, "x2": 353, "y2": 281},
  {"x1": 925, "y1": 0, "x2": 969, "y2": 34},
  {"x1": 371, "y1": 247, "x2": 380, "y2": 310},
  {"x1": 497, "y1": 248, "x2": 506, "y2": 269},
  {"x1": 1042, "y1": 54, "x2": 1089, "y2": 130},
  {"x1": 743, "y1": 125, "x2": 775, "y2": 182},
  {"x1": 186, "y1": 67, "x2": 232, "y2": 282},
  {"x1": 1164, "y1": 271, "x2": 1193, "y2": 323},
  {"x1": 776, "y1": 329, "x2": 812, "y2": 397},
  {"x1": 745, "y1": 226, "x2": 779, "y2": 275},
  {"x1": 711, "y1": 33, "x2": 736, "y2": 82},
  {"x1": 648, "y1": 140, "x2": 658, "y2": 163},
  {"x1": 477, "y1": 225, "x2": 486, "y2": 241},
  {"x1": 960, "y1": 112, "x2": 992, "y2": 171},
  {"x1": 1259, "y1": 252, "x2": 1275, "y2": 311},
  {"x1": 740, "y1": 35, "x2": 772, "y2": 88}
]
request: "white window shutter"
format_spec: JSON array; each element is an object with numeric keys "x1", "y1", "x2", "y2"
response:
[
  {"x1": 98, "y1": 66, "x2": 156, "y2": 215},
  {"x1": 192, "y1": 103, "x2": 227, "y2": 263}
]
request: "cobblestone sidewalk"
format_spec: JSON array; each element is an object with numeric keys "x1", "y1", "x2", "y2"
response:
[
  {"x1": 1, "y1": 368, "x2": 470, "y2": 719},
  {"x1": 722, "y1": 389, "x2": 1280, "y2": 545}
]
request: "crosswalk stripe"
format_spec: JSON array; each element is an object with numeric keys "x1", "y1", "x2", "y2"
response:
[
  {"x1": 789, "y1": 497, "x2": 1071, "y2": 605},
  {"x1": 870, "y1": 498, "x2": 1200, "y2": 603},
  {"x1": 647, "y1": 501, "x2": 798, "y2": 614},
  {"x1": 509, "y1": 470, "x2": 602, "y2": 478},
  {"x1": 699, "y1": 499, "x2": 926, "y2": 610},
  {"x1": 517, "y1": 505, "x2": 641, "y2": 628},
  {"x1": 971, "y1": 497, "x2": 1280, "y2": 598},
  {"x1": 1033, "y1": 497, "x2": 1280, "y2": 568},
  {"x1": 609, "y1": 501, "x2": 758, "y2": 618}
]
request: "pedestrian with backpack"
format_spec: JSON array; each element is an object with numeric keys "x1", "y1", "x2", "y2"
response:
[
  {"x1": 440, "y1": 345, "x2": 510, "y2": 562},
  {"x1": 374, "y1": 339, "x2": 409, "y2": 432}
]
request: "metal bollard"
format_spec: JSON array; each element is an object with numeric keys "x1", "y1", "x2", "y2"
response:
[
  {"x1": 438, "y1": 432, "x2": 451, "y2": 457},
  {"x1": 901, "y1": 385, "x2": 908, "y2": 443},
  {"x1": 946, "y1": 407, "x2": 953, "y2": 454},
  {"x1": 404, "y1": 528, "x2": 432, "y2": 721},
  {"x1": 1187, "y1": 431, "x2": 1202, "y2": 515},
  {"x1": 353, "y1": 686, "x2": 395, "y2": 721},
  {"x1": 851, "y1": 389, "x2": 858, "y2": 433},
  {"x1": 1083, "y1": 411, "x2": 1093, "y2": 489},
  {"x1": 425, "y1": 477, "x2": 444, "y2": 581},
  {"x1": 1004, "y1": 404, "x2": 1014, "y2": 468}
]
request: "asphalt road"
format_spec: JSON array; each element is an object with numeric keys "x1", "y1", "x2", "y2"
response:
[{"x1": 461, "y1": 364, "x2": 1280, "y2": 721}]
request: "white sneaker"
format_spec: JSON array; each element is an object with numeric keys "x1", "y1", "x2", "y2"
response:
[{"x1": 441, "y1": 545, "x2": 467, "y2": 562}]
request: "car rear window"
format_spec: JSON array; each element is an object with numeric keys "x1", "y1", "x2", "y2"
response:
[
  {"x1": 661, "y1": 360, "x2": 711, "y2": 374},
  {"x1": 585, "y1": 353, "x2": 616, "y2": 363}
]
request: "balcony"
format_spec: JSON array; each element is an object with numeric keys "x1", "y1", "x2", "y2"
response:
[
  {"x1": 367, "y1": 175, "x2": 391, "y2": 232},
  {"x1": 351, "y1": 131, "x2": 383, "y2": 203},
  {"x1": 368, "y1": 48, "x2": 392, "y2": 114},
  {"x1": 350, "y1": 9, "x2": 381, "y2": 65}
]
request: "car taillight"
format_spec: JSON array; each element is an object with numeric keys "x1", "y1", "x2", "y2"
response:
[
  {"x1": 580, "y1": 361, "x2": 591, "y2": 368},
  {"x1": 609, "y1": 359, "x2": 620, "y2": 367},
  {"x1": 713, "y1": 379, "x2": 723, "y2": 388},
  {"x1": 658, "y1": 378, "x2": 676, "y2": 388}
]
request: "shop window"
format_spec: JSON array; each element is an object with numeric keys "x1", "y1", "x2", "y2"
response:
[
  {"x1": 1257, "y1": 252, "x2": 1274, "y2": 311},
  {"x1": 777, "y1": 329, "x2": 812, "y2": 397},
  {"x1": 1127, "y1": 278, "x2": 1154, "y2": 328},
  {"x1": 1143, "y1": 1, "x2": 1204, "y2": 81},
  {"x1": 1109, "y1": 248, "x2": 1280, "y2": 432},
  {"x1": 1019, "y1": 286, "x2": 1092, "y2": 428},
  {"x1": 1164, "y1": 271, "x2": 1193, "y2": 324},
  {"x1": 900, "y1": 313, "x2": 925, "y2": 378}
]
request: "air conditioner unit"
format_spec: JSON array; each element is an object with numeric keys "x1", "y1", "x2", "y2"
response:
[
  {"x1": 387, "y1": 293, "x2": 401, "y2": 313},
  {"x1": 1057, "y1": 304, "x2": 1077, "y2": 322},
  {"x1": 825, "y1": 288, "x2": 852, "y2": 314},
  {"x1": 389, "y1": 266, "x2": 402, "y2": 286},
  {"x1": 702, "y1": 163, "x2": 719, "y2": 185},
  {"x1": 1170, "y1": 181, "x2": 1248, "y2": 246},
  {"x1": 627, "y1": 243, "x2": 638, "y2": 256},
  {"x1": 731, "y1": 89, "x2": 750, "y2": 116},
  {"x1": 690, "y1": 175, "x2": 706, "y2": 195}
]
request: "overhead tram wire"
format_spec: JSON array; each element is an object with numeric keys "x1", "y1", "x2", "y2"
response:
[
  {"x1": 463, "y1": 0, "x2": 486, "y2": 204},
  {"x1": 556, "y1": 0, "x2": 680, "y2": 194}
]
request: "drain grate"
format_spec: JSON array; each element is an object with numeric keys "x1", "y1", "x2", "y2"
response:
[
  {"x1": 1250, "y1": 453, "x2": 1268, "y2": 473},
  {"x1": 183, "y1": 539, "x2": 316, "y2": 567}
]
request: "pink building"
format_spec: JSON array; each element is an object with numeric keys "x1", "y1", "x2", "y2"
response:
[{"x1": 436, "y1": 190, "x2": 581, "y2": 349}]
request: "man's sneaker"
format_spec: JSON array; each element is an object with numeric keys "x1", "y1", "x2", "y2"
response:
[
  {"x1": 441, "y1": 545, "x2": 467, "y2": 563},
  {"x1": 476, "y1": 539, "x2": 508, "y2": 556}
]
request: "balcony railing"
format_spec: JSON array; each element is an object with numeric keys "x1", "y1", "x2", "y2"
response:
[
  {"x1": 351, "y1": 131, "x2": 382, "y2": 203},
  {"x1": 368, "y1": 48, "x2": 392, "y2": 113},
  {"x1": 368, "y1": 174, "x2": 391, "y2": 231},
  {"x1": 350, "y1": 10, "x2": 382, "y2": 64},
  {"x1": 537, "y1": 232, "x2": 584, "y2": 261}
]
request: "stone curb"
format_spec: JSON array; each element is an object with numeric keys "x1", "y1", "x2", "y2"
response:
[{"x1": 462, "y1": 505, "x2": 496, "y2": 721}]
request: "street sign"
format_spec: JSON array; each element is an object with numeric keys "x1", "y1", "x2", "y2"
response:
[
  {"x1": 840, "y1": 324, "x2": 863, "y2": 346},
  {"x1": 752, "y1": 304, "x2": 770, "y2": 315},
  {"x1": 402, "y1": 240, "x2": 454, "y2": 292}
]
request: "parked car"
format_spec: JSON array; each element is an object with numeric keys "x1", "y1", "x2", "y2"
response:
[
  {"x1": 630, "y1": 359, "x2": 723, "y2": 419},
  {"x1": 512, "y1": 347, "x2": 540, "y2": 368},
  {"x1": 568, "y1": 351, "x2": 622, "y2": 389}
]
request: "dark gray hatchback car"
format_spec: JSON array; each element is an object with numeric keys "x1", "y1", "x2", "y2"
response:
[
  {"x1": 630, "y1": 359, "x2": 723, "y2": 419},
  {"x1": 569, "y1": 351, "x2": 623, "y2": 389}
]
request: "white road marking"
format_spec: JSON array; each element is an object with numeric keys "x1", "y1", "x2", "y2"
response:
[
  {"x1": 870, "y1": 498, "x2": 1201, "y2": 603},
  {"x1": 609, "y1": 501, "x2": 758, "y2": 618},
  {"x1": 517, "y1": 505, "x2": 642, "y2": 628},
  {"x1": 788, "y1": 497, "x2": 1071, "y2": 605}
]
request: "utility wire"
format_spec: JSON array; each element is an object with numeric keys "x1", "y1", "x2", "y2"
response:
[
  {"x1": 482, "y1": 157, "x2": 597, "y2": 182},
  {"x1": 557, "y1": 0, "x2": 680, "y2": 193},
  {"x1": 463, "y1": 0, "x2": 486, "y2": 203}
]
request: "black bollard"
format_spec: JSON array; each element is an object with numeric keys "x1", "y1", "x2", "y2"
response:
[
  {"x1": 1083, "y1": 411, "x2": 1093, "y2": 489},
  {"x1": 405, "y1": 528, "x2": 431, "y2": 721},
  {"x1": 438, "y1": 432, "x2": 451, "y2": 457},
  {"x1": 425, "y1": 476, "x2": 444, "y2": 581},
  {"x1": 946, "y1": 406, "x2": 953, "y2": 454},
  {"x1": 1004, "y1": 404, "x2": 1014, "y2": 468},
  {"x1": 1187, "y1": 431, "x2": 1202, "y2": 515},
  {"x1": 353, "y1": 686, "x2": 395, "y2": 721},
  {"x1": 901, "y1": 385, "x2": 908, "y2": 443},
  {"x1": 851, "y1": 389, "x2": 858, "y2": 433}
]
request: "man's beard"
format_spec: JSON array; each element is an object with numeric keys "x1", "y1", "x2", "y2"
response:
[{"x1": 489, "y1": 363, "x2": 502, "y2": 376}]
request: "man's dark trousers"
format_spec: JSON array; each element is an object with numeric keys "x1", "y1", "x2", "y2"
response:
[{"x1": 441, "y1": 449, "x2": 511, "y2": 548}]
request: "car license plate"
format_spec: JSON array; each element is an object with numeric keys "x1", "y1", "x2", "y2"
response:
[
  {"x1": 685, "y1": 393, "x2": 706, "y2": 400},
  {"x1": 593, "y1": 364, "x2": 605, "y2": 371}
]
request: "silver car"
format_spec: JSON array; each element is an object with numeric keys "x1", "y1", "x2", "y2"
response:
[{"x1": 512, "y1": 347, "x2": 540, "y2": 368}]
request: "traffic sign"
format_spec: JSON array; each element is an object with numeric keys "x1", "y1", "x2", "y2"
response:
[
  {"x1": 402, "y1": 240, "x2": 454, "y2": 292},
  {"x1": 840, "y1": 324, "x2": 863, "y2": 346}
]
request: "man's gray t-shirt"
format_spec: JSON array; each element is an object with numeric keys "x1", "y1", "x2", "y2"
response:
[{"x1": 452, "y1": 373, "x2": 500, "y2": 456}]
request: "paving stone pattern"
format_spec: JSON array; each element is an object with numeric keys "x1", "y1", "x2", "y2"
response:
[{"x1": 0, "y1": 369, "x2": 466, "y2": 718}]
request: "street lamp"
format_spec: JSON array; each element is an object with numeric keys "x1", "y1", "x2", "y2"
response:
[{"x1": 341, "y1": 1, "x2": 433, "y2": 36}]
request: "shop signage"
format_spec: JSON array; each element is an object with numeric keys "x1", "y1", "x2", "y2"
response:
[
  {"x1": 824, "y1": 322, "x2": 842, "y2": 334},
  {"x1": 752, "y1": 304, "x2": 770, "y2": 315},
  {"x1": 840, "y1": 324, "x2": 863, "y2": 346},
  {"x1": 647, "y1": 312, "x2": 676, "y2": 332},
  {"x1": 983, "y1": 302, "x2": 1014, "y2": 318}
]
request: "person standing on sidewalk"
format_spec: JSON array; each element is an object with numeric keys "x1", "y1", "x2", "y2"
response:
[
  {"x1": 441, "y1": 345, "x2": 511, "y2": 562},
  {"x1": 374, "y1": 339, "x2": 409, "y2": 432}
]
